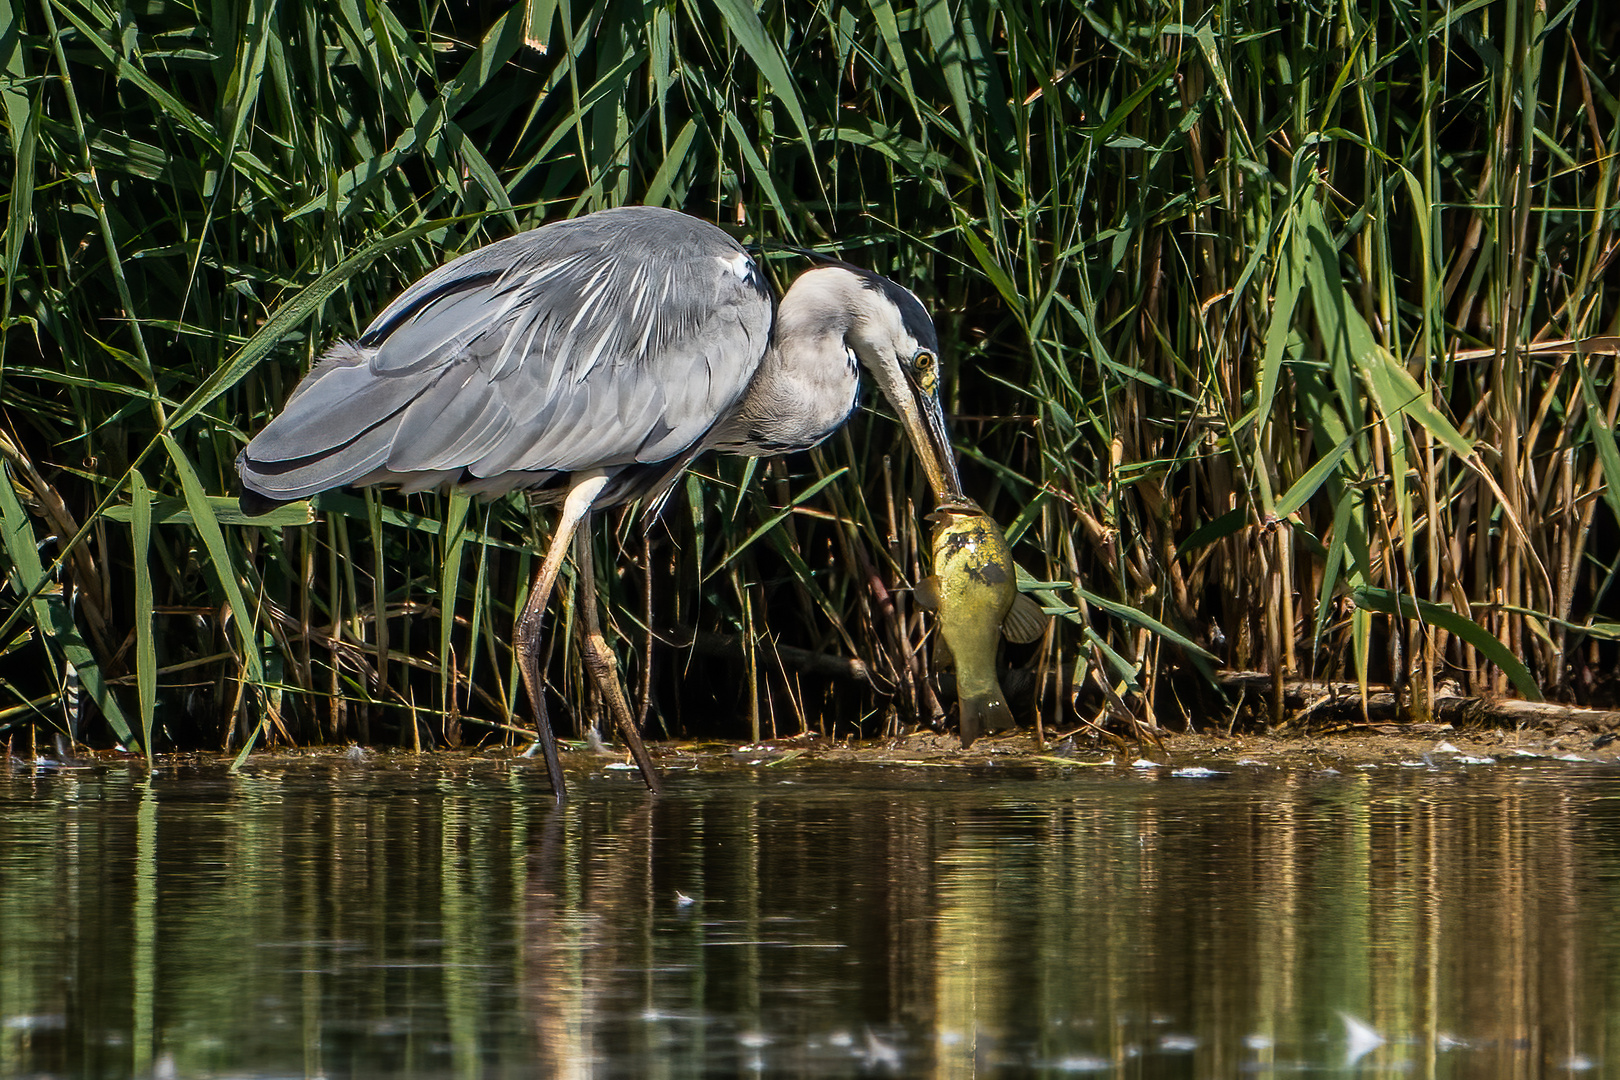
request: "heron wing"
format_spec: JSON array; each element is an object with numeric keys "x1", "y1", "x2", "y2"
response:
[
  {"x1": 241, "y1": 208, "x2": 772, "y2": 502},
  {"x1": 234, "y1": 345, "x2": 404, "y2": 497},
  {"x1": 375, "y1": 208, "x2": 771, "y2": 478}
]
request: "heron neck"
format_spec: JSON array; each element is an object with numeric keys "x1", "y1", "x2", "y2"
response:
[{"x1": 709, "y1": 270, "x2": 864, "y2": 454}]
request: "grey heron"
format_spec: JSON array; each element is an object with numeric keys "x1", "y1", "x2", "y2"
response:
[{"x1": 239, "y1": 205, "x2": 966, "y2": 799}]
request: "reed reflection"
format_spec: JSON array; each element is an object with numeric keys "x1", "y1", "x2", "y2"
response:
[{"x1": 1, "y1": 759, "x2": 1617, "y2": 1077}]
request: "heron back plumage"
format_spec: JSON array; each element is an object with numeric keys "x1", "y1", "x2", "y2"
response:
[{"x1": 238, "y1": 207, "x2": 773, "y2": 507}]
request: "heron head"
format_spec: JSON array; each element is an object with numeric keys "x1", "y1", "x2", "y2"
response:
[{"x1": 839, "y1": 271, "x2": 969, "y2": 506}]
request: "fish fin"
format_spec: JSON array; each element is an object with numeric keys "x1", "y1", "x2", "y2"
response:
[
  {"x1": 958, "y1": 692, "x2": 1014, "y2": 749},
  {"x1": 1001, "y1": 593, "x2": 1049, "y2": 644},
  {"x1": 933, "y1": 632, "x2": 956, "y2": 671},
  {"x1": 915, "y1": 575, "x2": 941, "y2": 611}
]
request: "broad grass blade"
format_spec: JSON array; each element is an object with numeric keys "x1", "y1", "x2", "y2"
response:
[
  {"x1": 131, "y1": 470, "x2": 156, "y2": 762},
  {"x1": 162, "y1": 433, "x2": 264, "y2": 687},
  {"x1": 1355, "y1": 587, "x2": 1543, "y2": 701},
  {"x1": 439, "y1": 491, "x2": 471, "y2": 716}
]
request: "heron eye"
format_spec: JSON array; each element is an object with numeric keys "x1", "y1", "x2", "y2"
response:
[{"x1": 912, "y1": 350, "x2": 937, "y2": 392}]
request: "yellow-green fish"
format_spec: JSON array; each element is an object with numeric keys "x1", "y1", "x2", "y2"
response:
[{"x1": 916, "y1": 504, "x2": 1044, "y2": 747}]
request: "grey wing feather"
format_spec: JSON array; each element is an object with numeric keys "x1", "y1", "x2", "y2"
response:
[
  {"x1": 241, "y1": 346, "x2": 416, "y2": 463},
  {"x1": 239, "y1": 207, "x2": 773, "y2": 504}
]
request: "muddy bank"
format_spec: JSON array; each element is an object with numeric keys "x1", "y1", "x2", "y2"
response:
[
  {"x1": 17, "y1": 715, "x2": 1617, "y2": 778},
  {"x1": 639, "y1": 725, "x2": 1618, "y2": 775}
]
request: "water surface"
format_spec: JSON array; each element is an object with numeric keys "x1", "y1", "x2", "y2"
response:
[{"x1": 2, "y1": 749, "x2": 1618, "y2": 1077}]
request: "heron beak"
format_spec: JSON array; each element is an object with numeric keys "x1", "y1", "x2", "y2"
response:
[{"x1": 896, "y1": 380, "x2": 969, "y2": 508}]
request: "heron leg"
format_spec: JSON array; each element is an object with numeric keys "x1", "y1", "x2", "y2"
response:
[
  {"x1": 515, "y1": 472, "x2": 609, "y2": 802},
  {"x1": 573, "y1": 516, "x2": 662, "y2": 793}
]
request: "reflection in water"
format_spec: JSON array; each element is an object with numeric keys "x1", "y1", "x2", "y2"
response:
[{"x1": 1, "y1": 754, "x2": 1618, "y2": 1077}]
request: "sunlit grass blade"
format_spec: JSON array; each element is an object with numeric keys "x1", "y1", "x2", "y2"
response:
[
  {"x1": 100, "y1": 496, "x2": 314, "y2": 528},
  {"x1": 1252, "y1": 222, "x2": 1304, "y2": 490},
  {"x1": 1575, "y1": 353, "x2": 1620, "y2": 524},
  {"x1": 1274, "y1": 433, "x2": 1357, "y2": 520},
  {"x1": 130, "y1": 470, "x2": 156, "y2": 761},
  {"x1": 1075, "y1": 585, "x2": 1217, "y2": 664},
  {"x1": 439, "y1": 491, "x2": 471, "y2": 717}
]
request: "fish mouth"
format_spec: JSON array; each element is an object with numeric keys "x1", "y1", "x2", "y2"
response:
[{"x1": 925, "y1": 500, "x2": 985, "y2": 523}]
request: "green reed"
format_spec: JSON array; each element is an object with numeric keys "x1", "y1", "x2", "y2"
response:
[{"x1": 1, "y1": 0, "x2": 1616, "y2": 754}]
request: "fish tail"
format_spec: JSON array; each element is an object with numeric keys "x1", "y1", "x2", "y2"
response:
[{"x1": 958, "y1": 692, "x2": 1014, "y2": 749}]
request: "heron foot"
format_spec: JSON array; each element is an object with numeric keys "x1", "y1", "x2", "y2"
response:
[
  {"x1": 515, "y1": 607, "x2": 567, "y2": 804},
  {"x1": 578, "y1": 628, "x2": 662, "y2": 794},
  {"x1": 572, "y1": 520, "x2": 662, "y2": 794}
]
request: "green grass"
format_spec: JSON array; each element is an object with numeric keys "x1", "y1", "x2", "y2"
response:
[{"x1": 1, "y1": 0, "x2": 1617, "y2": 753}]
